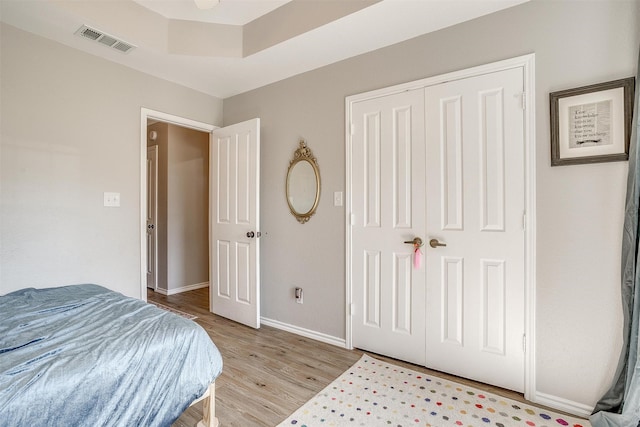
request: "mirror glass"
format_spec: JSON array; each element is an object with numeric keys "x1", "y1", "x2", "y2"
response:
[
  {"x1": 288, "y1": 160, "x2": 317, "y2": 214},
  {"x1": 286, "y1": 140, "x2": 320, "y2": 223}
]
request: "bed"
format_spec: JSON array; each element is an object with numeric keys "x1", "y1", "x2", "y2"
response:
[{"x1": 0, "y1": 284, "x2": 223, "y2": 427}]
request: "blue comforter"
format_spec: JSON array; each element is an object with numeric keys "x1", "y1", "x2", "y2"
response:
[{"x1": 0, "y1": 284, "x2": 223, "y2": 427}]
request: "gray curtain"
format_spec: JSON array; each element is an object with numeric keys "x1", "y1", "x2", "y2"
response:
[{"x1": 590, "y1": 49, "x2": 640, "y2": 427}]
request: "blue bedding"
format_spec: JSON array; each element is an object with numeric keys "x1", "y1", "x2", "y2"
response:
[{"x1": 0, "y1": 284, "x2": 223, "y2": 427}]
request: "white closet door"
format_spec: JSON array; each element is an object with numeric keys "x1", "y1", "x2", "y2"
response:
[
  {"x1": 424, "y1": 67, "x2": 525, "y2": 392},
  {"x1": 351, "y1": 89, "x2": 427, "y2": 366}
]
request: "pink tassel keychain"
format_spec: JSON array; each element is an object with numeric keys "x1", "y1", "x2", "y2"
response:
[{"x1": 414, "y1": 246, "x2": 422, "y2": 269}]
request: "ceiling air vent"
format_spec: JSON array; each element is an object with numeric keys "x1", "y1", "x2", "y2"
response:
[{"x1": 75, "y1": 25, "x2": 136, "y2": 54}]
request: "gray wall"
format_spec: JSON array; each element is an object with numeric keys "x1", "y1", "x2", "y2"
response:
[
  {"x1": 223, "y1": 0, "x2": 639, "y2": 411},
  {"x1": 0, "y1": 23, "x2": 223, "y2": 298}
]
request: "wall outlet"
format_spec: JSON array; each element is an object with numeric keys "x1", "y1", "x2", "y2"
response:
[{"x1": 295, "y1": 287, "x2": 303, "y2": 304}]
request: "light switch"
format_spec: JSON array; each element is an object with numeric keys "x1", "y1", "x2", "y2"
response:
[
  {"x1": 104, "y1": 192, "x2": 120, "y2": 207},
  {"x1": 334, "y1": 191, "x2": 343, "y2": 207}
]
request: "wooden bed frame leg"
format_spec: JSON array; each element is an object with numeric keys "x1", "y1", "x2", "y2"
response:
[{"x1": 196, "y1": 382, "x2": 218, "y2": 427}]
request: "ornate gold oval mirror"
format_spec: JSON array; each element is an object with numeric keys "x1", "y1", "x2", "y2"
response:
[{"x1": 286, "y1": 140, "x2": 320, "y2": 224}]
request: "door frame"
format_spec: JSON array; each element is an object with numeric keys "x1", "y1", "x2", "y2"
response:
[
  {"x1": 344, "y1": 54, "x2": 537, "y2": 399},
  {"x1": 139, "y1": 108, "x2": 216, "y2": 302}
]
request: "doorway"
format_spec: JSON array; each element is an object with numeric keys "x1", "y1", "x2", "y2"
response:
[
  {"x1": 139, "y1": 109, "x2": 215, "y2": 306},
  {"x1": 145, "y1": 121, "x2": 210, "y2": 297},
  {"x1": 345, "y1": 55, "x2": 536, "y2": 397}
]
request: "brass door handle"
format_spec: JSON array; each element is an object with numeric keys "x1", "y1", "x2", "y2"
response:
[
  {"x1": 404, "y1": 237, "x2": 423, "y2": 247},
  {"x1": 429, "y1": 239, "x2": 446, "y2": 248}
]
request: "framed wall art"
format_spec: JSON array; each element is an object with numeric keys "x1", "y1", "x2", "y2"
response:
[{"x1": 550, "y1": 77, "x2": 635, "y2": 166}]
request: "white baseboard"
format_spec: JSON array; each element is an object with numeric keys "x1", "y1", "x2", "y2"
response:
[
  {"x1": 157, "y1": 282, "x2": 209, "y2": 296},
  {"x1": 532, "y1": 391, "x2": 594, "y2": 418},
  {"x1": 260, "y1": 316, "x2": 346, "y2": 348}
]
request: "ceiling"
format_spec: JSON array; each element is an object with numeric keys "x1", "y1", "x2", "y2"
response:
[
  {"x1": 0, "y1": 0, "x2": 528, "y2": 99},
  {"x1": 130, "y1": 0, "x2": 291, "y2": 25}
]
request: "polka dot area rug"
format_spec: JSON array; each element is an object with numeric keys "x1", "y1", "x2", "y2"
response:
[{"x1": 278, "y1": 355, "x2": 591, "y2": 427}]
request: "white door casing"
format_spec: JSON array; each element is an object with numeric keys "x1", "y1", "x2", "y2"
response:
[
  {"x1": 346, "y1": 55, "x2": 536, "y2": 397},
  {"x1": 210, "y1": 118, "x2": 261, "y2": 329},
  {"x1": 140, "y1": 108, "x2": 215, "y2": 301},
  {"x1": 350, "y1": 89, "x2": 427, "y2": 366},
  {"x1": 146, "y1": 145, "x2": 158, "y2": 290},
  {"x1": 424, "y1": 67, "x2": 525, "y2": 392}
]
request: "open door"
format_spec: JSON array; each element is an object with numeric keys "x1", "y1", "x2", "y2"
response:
[{"x1": 210, "y1": 118, "x2": 260, "y2": 329}]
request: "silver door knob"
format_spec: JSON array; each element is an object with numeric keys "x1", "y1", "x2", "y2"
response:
[{"x1": 429, "y1": 239, "x2": 446, "y2": 248}]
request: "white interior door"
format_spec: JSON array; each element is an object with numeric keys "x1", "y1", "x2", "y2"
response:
[
  {"x1": 210, "y1": 118, "x2": 261, "y2": 329},
  {"x1": 351, "y1": 89, "x2": 426, "y2": 366},
  {"x1": 146, "y1": 145, "x2": 158, "y2": 290},
  {"x1": 424, "y1": 68, "x2": 525, "y2": 392}
]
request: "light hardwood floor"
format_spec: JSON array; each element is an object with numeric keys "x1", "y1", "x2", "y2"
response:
[{"x1": 147, "y1": 288, "x2": 562, "y2": 427}]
